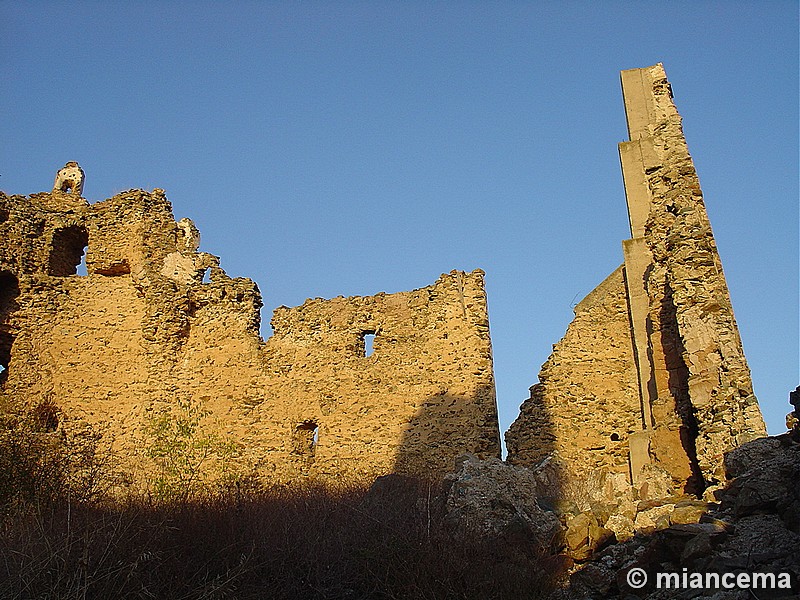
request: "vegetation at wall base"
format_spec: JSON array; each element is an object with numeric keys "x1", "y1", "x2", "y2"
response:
[{"x1": 0, "y1": 403, "x2": 559, "y2": 600}]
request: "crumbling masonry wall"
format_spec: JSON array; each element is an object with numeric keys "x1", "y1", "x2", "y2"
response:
[
  {"x1": 504, "y1": 267, "x2": 642, "y2": 484},
  {"x1": 0, "y1": 180, "x2": 500, "y2": 488},
  {"x1": 506, "y1": 64, "x2": 766, "y2": 496},
  {"x1": 1, "y1": 66, "x2": 767, "y2": 499}
]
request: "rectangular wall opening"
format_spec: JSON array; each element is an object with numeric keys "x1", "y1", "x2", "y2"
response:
[
  {"x1": 361, "y1": 331, "x2": 376, "y2": 357},
  {"x1": 293, "y1": 421, "x2": 319, "y2": 458},
  {"x1": 48, "y1": 226, "x2": 89, "y2": 276}
]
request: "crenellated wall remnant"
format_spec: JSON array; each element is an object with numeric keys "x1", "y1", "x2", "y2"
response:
[
  {"x1": 0, "y1": 181, "x2": 501, "y2": 489},
  {"x1": 506, "y1": 64, "x2": 766, "y2": 498}
]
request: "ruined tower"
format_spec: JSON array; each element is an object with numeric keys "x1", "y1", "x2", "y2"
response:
[{"x1": 506, "y1": 64, "x2": 766, "y2": 496}]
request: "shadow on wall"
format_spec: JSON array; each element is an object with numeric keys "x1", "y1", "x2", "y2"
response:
[
  {"x1": 388, "y1": 383, "x2": 568, "y2": 579},
  {"x1": 391, "y1": 385, "x2": 503, "y2": 477},
  {"x1": 659, "y1": 282, "x2": 704, "y2": 494},
  {"x1": 391, "y1": 383, "x2": 560, "y2": 489},
  {"x1": 504, "y1": 383, "x2": 566, "y2": 498}
]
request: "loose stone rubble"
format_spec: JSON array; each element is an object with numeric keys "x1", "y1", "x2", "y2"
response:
[
  {"x1": 564, "y1": 434, "x2": 799, "y2": 599},
  {"x1": 442, "y1": 454, "x2": 563, "y2": 551}
]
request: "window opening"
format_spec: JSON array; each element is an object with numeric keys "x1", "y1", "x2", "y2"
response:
[
  {"x1": 293, "y1": 421, "x2": 319, "y2": 458},
  {"x1": 0, "y1": 271, "x2": 20, "y2": 311},
  {"x1": 0, "y1": 271, "x2": 19, "y2": 388},
  {"x1": 361, "y1": 331, "x2": 376, "y2": 357},
  {"x1": 48, "y1": 226, "x2": 89, "y2": 276}
]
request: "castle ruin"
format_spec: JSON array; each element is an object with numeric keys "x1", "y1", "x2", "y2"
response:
[
  {"x1": 0, "y1": 64, "x2": 765, "y2": 497},
  {"x1": 0, "y1": 180, "x2": 500, "y2": 487}
]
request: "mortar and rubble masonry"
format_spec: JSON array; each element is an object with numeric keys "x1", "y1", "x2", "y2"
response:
[
  {"x1": 0, "y1": 178, "x2": 500, "y2": 488},
  {"x1": 506, "y1": 63, "x2": 765, "y2": 508},
  {"x1": 0, "y1": 64, "x2": 765, "y2": 502}
]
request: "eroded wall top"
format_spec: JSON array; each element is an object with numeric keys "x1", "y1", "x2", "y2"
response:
[
  {"x1": 0, "y1": 171, "x2": 501, "y2": 490},
  {"x1": 507, "y1": 65, "x2": 765, "y2": 507}
]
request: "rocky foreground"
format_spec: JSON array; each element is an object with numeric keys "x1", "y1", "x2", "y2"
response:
[{"x1": 440, "y1": 432, "x2": 799, "y2": 599}]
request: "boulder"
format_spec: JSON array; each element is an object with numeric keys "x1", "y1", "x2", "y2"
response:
[
  {"x1": 721, "y1": 435, "x2": 800, "y2": 531},
  {"x1": 443, "y1": 454, "x2": 563, "y2": 551}
]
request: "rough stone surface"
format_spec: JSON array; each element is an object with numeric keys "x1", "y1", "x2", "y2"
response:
[
  {"x1": 53, "y1": 161, "x2": 85, "y2": 196},
  {"x1": 558, "y1": 435, "x2": 800, "y2": 599},
  {"x1": 0, "y1": 65, "x2": 771, "y2": 521},
  {"x1": 442, "y1": 454, "x2": 563, "y2": 551},
  {"x1": 505, "y1": 267, "x2": 641, "y2": 485},
  {"x1": 721, "y1": 435, "x2": 800, "y2": 531},
  {"x1": 507, "y1": 64, "x2": 766, "y2": 504},
  {"x1": 0, "y1": 182, "x2": 501, "y2": 489},
  {"x1": 788, "y1": 386, "x2": 800, "y2": 442}
]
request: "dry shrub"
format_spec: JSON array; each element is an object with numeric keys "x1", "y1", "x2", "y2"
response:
[
  {"x1": 0, "y1": 399, "x2": 69, "y2": 508},
  {"x1": 0, "y1": 402, "x2": 562, "y2": 599},
  {"x1": 0, "y1": 399, "x2": 114, "y2": 511},
  {"x1": 0, "y1": 477, "x2": 561, "y2": 599}
]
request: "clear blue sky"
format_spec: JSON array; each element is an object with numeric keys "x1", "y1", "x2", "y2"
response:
[{"x1": 2, "y1": 2, "x2": 797, "y2": 441}]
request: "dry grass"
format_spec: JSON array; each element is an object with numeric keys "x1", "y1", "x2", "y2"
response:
[
  {"x1": 1, "y1": 480, "x2": 561, "y2": 600},
  {"x1": 0, "y1": 403, "x2": 561, "y2": 599}
]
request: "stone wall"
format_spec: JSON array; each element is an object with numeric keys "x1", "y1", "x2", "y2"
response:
[
  {"x1": 0, "y1": 183, "x2": 500, "y2": 489},
  {"x1": 504, "y1": 267, "x2": 641, "y2": 480},
  {"x1": 0, "y1": 65, "x2": 767, "y2": 499},
  {"x1": 506, "y1": 64, "x2": 766, "y2": 498}
]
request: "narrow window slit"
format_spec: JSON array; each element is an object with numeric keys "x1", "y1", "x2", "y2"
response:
[
  {"x1": 361, "y1": 331, "x2": 376, "y2": 357},
  {"x1": 294, "y1": 421, "x2": 319, "y2": 458}
]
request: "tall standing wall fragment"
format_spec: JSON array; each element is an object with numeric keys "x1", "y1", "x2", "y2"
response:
[{"x1": 506, "y1": 64, "x2": 766, "y2": 496}]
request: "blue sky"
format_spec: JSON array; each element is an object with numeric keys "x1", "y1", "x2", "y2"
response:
[{"x1": 2, "y1": 1, "x2": 797, "y2": 441}]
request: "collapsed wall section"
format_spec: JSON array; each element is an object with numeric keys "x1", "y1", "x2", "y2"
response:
[
  {"x1": 507, "y1": 64, "x2": 765, "y2": 498},
  {"x1": 0, "y1": 180, "x2": 501, "y2": 489}
]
